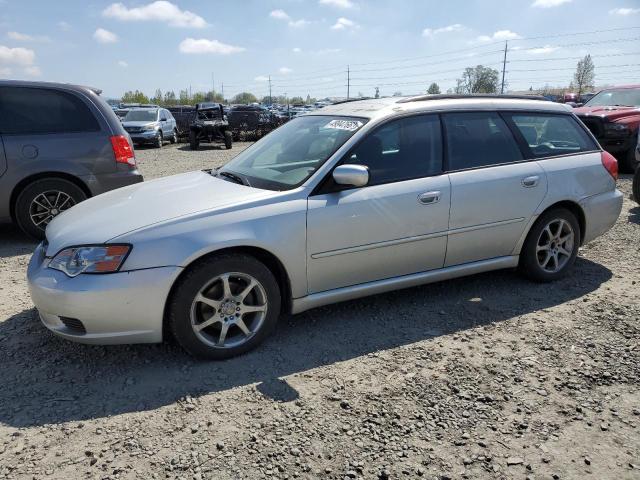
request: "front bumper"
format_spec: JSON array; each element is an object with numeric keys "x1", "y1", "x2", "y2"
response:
[
  {"x1": 129, "y1": 130, "x2": 160, "y2": 143},
  {"x1": 580, "y1": 188, "x2": 623, "y2": 244},
  {"x1": 27, "y1": 243, "x2": 182, "y2": 344}
]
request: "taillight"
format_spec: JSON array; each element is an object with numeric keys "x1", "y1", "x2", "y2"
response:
[
  {"x1": 110, "y1": 135, "x2": 136, "y2": 167},
  {"x1": 601, "y1": 151, "x2": 618, "y2": 181}
]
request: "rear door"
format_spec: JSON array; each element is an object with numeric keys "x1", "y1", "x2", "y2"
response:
[
  {"x1": 0, "y1": 86, "x2": 114, "y2": 182},
  {"x1": 443, "y1": 111, "x2": 547, "y2": 266}
]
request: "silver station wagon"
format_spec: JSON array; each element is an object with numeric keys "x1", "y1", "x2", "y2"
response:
[{"x1": 27, "y1": 95, "x2": 623, "y2": 359}]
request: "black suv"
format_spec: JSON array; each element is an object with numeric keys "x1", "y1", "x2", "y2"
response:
[{"x1": 0, "y1": 81, "x2": 143, "y2": 238}]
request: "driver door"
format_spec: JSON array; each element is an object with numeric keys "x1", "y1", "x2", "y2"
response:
[{"x1": 306, "y1": 114, "x2": 450, "y2": 293}]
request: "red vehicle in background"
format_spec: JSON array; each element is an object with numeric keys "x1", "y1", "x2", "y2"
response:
[{"x1": 574, "y1": 85, "x2": 640, "y2": 172}]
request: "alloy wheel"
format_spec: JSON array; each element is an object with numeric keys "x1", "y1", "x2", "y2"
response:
[
  {"x1": 29, "y1": 190, "x2": 76, "y2": 230},
  {"x1": 190, "y1": 272, "x2": 268, "y2": 349},
  {"x1": 536, "y1": 218, "x2": 575, "y2": 273}
]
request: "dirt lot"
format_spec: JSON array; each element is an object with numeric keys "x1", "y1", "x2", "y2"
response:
[{"x1": 0, "y1": 143, "x2": 638, "y2": 480}]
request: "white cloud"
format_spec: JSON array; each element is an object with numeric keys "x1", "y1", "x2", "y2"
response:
[
  {"x1": 23, "y1": 65, "x2": 41, "y2": 76},
  {"x1": 0, "y1": 67, "x2": 11, "y2": 76},
  {"x1": 609, "y1": 7, "x2": 640, "y2": 15},
  {"x1": 103, "y1": 1, "x2": 206, "y2": 28},
  {"x1": 316, "y1": 47, "x2": 341, "y2": 54},
  {"x1": 179, "y1": 38, "x2": 245, "y2": 55},
  {"x1": 292, "y1": 47, "x2": 302, "y2": 53},
  {"x1": 269, "y1": 9, "x2": 309, "y2": 28},
  {"x1": 58, "y1": 21, "x2": 71, "y2": 31},
  {"x1": 0, "y1": 45, "x2": 35, "y2": 65},
  {"x1": 7, "y1": 31, "x2": 51, "y2": 43},
  {"x1": 118, "y1": 60, "x2": 128, "y2": 67},
  {"x1": 319, "y1": 0, "x2": 355, "y2": 8},
  {"x1": 93, "y1": 28, "x2": 118, "y2": 44},
  {"x1": 476, "y1": 29, "x2": 521, "y2": 42},
  {"x1": 422, "y1": 24, "x2": 464, "y2": 37},
  {"x1": 279, "y1": 67, "x2": 292, "y2": 74},
  {"x1": 254, "y1": 75, "x2": 269, "y2": 82},
  {"x1": 526, "y1": 45, "x2": 559, "y2": 55},
  {"x1": 270, "y1": 9, "x2": 290, "y2": 20},
  {"x1": 532, "y1": 0, "x2": 571, "y2": 7},
  {"x1": 331, "y1": 17, "x2": 358, "y2": 30}
]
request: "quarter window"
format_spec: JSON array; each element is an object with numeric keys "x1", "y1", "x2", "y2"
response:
[
  {"x1": 346, "y1": 114, "x2": 442, "y2": 185},
  {"x1": 0, "y1": 87, "x2": 100, "y2": 135},
  {"x1": 507, "y1": 113, "x2": 598, "y2": 158},
  {"x1": 443, "y1": 112, "x2": 522, "y2": 170}
]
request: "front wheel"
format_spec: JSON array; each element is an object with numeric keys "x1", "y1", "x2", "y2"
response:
[
  {"x1": 224, "y1": 130, "x2": 233, "y2": 150},
  {"x1": 170, "y1": 129, "x2": 177, "y2": 144},
  {"x1": 168, "y1": 254, "x2": 281, "y2": 359},
  {"x1": 155, "y1": 131, "x2": 163, "y2": 148},
  {"x1": 519, "y1": 208, "x2": 580, "y2": 282}
]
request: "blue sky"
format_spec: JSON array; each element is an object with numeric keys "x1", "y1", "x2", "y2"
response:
[{"x1": 0, "y1": 0, "x2": 639, "y2": 99}]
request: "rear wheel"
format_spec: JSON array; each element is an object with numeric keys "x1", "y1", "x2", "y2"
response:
[
  {"x1": 15, "y1": 178, "x2": 87, "y2": 239},
  {"x1": 224, "y1": 130, "x2": 233, "y2": 150},
  {"x1": 633, "y1": 168, "x2": 640, "y2": 205},
  {"x1": 168, "y1": 254, "x2": 281, "y2": 359},
  {"x1": 189, "y1": 130, "x2": 199, "y2": 150},
  {"x1": 519, "y1": 208, "x2": 580, "y2": 282}
]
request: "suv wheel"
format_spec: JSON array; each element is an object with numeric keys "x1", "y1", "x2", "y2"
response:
[
  {"x1": 170, "y1": 129, "x2": 178, "y2": 144},
  {"x1": 168, "y1": 254, "x2": 281, "y2": 359},
  {"x1": 189, "y1": 130, "x2": 199, "y2": 150},
  {"x1": 155, "y1": 131, "x2": 163, "y2": 148},
  {"x1": 519, "y1": 208, "x2": 580, "y2": 282},
  {"x1": 224, "y1": 130, "x2": 233, "y2": 150},
  {"x1": 15, "y1": 178, "x2": 87, "y2": 239}
]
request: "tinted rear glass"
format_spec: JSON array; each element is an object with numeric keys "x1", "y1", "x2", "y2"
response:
[
  {"x1": 0, "y1": 87, "x2": 100, "y2": 135},
  {"x1": 508, "y1": 114, "x2": 598, "y2": 158},
  {"x1": 443, "y1": 112, "x2": 523, "y2": 170}
]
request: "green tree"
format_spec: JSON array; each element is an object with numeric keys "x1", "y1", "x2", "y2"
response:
[
  {"x1": 231, "y1": 92, "x2": 258, "y2": 104},
  {"x1": 289, "y1": 96, "x2": 304, "y2": 104},
  {"x1": 192, "y1": 91, "x2": 206, "y2": 104},
  {"x1": 205, "y1": 91, "x2": 225, "y2": 103},
  {"x1": 427, "y1": 82, "x2": 441, "y2": 94},
  {"x1": 455, "y1": 65, "x2": 499, "y2": 94},
  {"x1": 573, "y1": 54, "x2": 595, "y2": 96},
  {"x1": 179, "y1": 89, "x2": 190, "y2": 105},
  {"x1": 151, "y1": 89, "x2": 163, "y2": 105},
  {"x1": 163, "y1": 90, "x2": 177, "y2": 106},
  {"x1": 121, "y1": 90, "x2": 150, "y2": 104}
]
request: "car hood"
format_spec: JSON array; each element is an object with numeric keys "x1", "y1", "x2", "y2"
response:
[
  {"x1": 44, "y1": 171, "x2": 273, "y2": 255},
  {"x1": 574, "y1": 105, "x2": 640, "y2": 122},
  {"x1": 122, "y1": 121, "x2": 158, "y2": 128}
]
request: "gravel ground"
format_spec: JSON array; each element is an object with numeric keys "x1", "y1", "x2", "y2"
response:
[{"x1": 0, "y1": 143, "x2": 638, "y2": 480}]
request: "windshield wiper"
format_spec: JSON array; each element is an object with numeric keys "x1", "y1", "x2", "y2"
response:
[{"x1": 217, "y1": 170, "x2": 251, "y2": 187}]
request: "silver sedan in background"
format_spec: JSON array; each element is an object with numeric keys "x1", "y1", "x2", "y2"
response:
[{"x1": 28, "y1": 96, "x2": 622, "y2": 359}]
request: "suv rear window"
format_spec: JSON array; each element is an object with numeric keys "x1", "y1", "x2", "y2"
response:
[
  {"x1": 443, "y1": 112, "x2": 523, "y2": 170},
  {"x1": 0, "y1": 87, "x2": 100, "y2": 135},
  {"x1": 506, "y1": 113, "x2": 598, "y2": 158}
]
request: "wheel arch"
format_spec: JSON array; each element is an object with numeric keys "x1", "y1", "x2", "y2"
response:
[
  {"x1": 541, "y1": 200, "x2": 586, "y2": 245},
  {"x1": 162, "y1": 245, "x2": 293, "y2": 340},
  {"x1": 9, "y1": 172, "x2": 92, "y2": 221}
]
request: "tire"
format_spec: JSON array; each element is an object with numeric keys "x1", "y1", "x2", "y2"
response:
[
  {"x1": 519, "y1": 208, "x2": 581, "y2": 282},
  {"x1": 633, "y1": 168, "x2": 640, "y2": 205},
  {"x1": 15, "y1": 178, "x2": 87, "y2": 239},
  {"x1": 619, "y1": 147, "x2": 638, "y2": 174},
  {"x1": 168, "y1": 253, "x2": 281, "y2": 360},
  {"x1": 224, "y1": 130, "x2": 233, "y2": 150},
  {"x1": 189, "y1": 130, "x2": 199, "y2": 150},
  {"x1": 169, "y1": 129, "x2": 177, "y2": 144},
  {"x1": 155, "y1": 131, "x2": 163, "y2": 148}
]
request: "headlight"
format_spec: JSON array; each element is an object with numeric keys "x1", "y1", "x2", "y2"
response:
[
  {"x1": 604, "y1": 123, "x2": 630, "y2": 136},
  {"x1": 49, "y1": 245, "x2": 131, "y2": 277},
  {"x1": 143, "y1": 124, "x2": 157, "y2": 131}
]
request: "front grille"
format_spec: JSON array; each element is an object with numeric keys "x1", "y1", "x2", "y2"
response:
[
  {"x1": 60, "y1": 317, "x2": 86, "y2": 335},
  {"x1": 125, "y1": 127, "x2": 142, "y2": 133},
  {"x1": 578, "y1": 116, "x2": 604, "y2": 138}
]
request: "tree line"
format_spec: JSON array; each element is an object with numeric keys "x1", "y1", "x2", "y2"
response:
[{"x1": 121, "y1": 89, "x2": 317, "y2": 106}]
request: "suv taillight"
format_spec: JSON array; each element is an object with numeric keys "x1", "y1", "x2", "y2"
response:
[
  {"x1": 110, "y1": 135, "x2": 136, "y2": 166},
  {"x1": 601, "y1": 151, "x2": 618, "y2": 181}
]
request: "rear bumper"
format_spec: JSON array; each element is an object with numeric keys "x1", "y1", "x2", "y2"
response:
[
  {"x1": 580, "y1": 189, "x2": 623, "y2": 244},
  {"x1": 82, "y1": 168, "x2": 143, "y2": 196},
  {"x1": 27, "y1": 242, "x2": 181, "y2": 344}
]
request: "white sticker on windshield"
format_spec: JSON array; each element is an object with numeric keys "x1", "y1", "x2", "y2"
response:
[{"x1": 323, "y1": 119, "x2": 363, "y2": 131}]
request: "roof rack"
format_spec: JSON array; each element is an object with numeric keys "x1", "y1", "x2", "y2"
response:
[
  {"x1": 396, "y1": 94, "x2": 549, "y2": 104},
  {"x1": 331, "y1": 97, "x2": 373, "y2": 105}
]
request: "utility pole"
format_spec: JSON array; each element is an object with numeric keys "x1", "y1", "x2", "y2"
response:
[
  {"x1": 500, "y1": 41, "x2": 508, "y2": 94},
  {"x1": 221, "y1": 82, "x2": 224, "y2": 103},
  {"x1": 268, "y1": 75, "x2": 272, "y2": 105},
  {"x1": 347, "y1": 65, "x2": 350, "y2": 100},
  {"x1": 211, "y1": 72, "x2": 215, "y2": 98}
]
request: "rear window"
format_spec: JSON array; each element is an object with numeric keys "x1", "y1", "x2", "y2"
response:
[
  {"x1": 507, "y1": 113, "x2": 598, "y2": 158},
  {"x1": 443, "y1": 112, "x2": 523, "y2": 170},
  {"x1": 0, "y1": 87, "x2": 100, "y2": 135}
]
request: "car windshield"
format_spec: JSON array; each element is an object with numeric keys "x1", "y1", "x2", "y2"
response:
[
  {"x1": 584, "y1": 88, "x2": 640, "y2": 107},
  {"x1": 124, "y1": 109, "x2": 158, "y2": 121},
  {"x1": 219, "y1": 115, "x2": 367, "y2": 190}
]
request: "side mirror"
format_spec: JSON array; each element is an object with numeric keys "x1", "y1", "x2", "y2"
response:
[
  {"x1": 333, "y1": 164, "x2": 369, "y2": 187},
  {"x1": 160, "y1": 117, "x2": 167, "y2": 121}
]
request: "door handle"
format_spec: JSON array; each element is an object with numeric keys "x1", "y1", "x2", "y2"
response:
[
  {"x1": 522, "y1": 175, "x2": 539, "y2": 188},
  {"x1": 418, "y1": 191, "x2": 441, "y2": 205}
]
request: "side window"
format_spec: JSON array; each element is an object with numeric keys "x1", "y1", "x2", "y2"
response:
[
  {"x1": 443, "y1": 112, "x2": 522, "y2": 170},
  {"x1": 346, "y1": 114, "x2": 442, "y2": 185},
  {"x1": 507, "y1": 113, "x2": 598, "y2": 158},
  {"x1": 0, "y1": 87, "x2": 100, "y2": 135}
]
